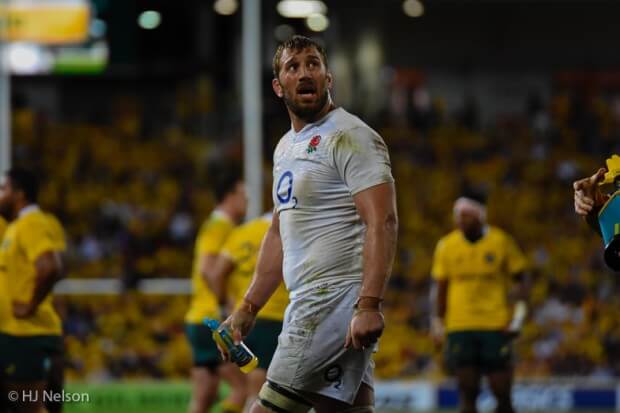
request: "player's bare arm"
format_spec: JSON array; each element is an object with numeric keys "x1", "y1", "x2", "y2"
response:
[
  {"x1": 505, "y1": 271, "x2": 530, "y2": 335},
  {"x1": 345, "y1": 182, "x2": 398, "y2": 350},
  {"x1": 225, "y1": 212, "x2": 284, "y2": 343},
  {"x1": 13, "y1": 250, "x2": 64, "y2": 318},
  {"x1": 431, "y1": 279, "x2": 448, "y2": 344},
  {"x1": 199, "y1": 253, "x2": 219, "y2": 288},
  {"x1": 209, "y1": 255, "x2": 236, "y2": 317}
]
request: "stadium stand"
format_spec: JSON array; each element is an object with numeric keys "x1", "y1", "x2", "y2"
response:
[{"x1": 8, "y1": 83, "x2": 620, "y2": 382}]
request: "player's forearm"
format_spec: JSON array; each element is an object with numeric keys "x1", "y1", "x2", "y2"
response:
[
  {"x1": 512, "y1": 272, "x2": 530, "y2": 303},
  {"x1": 359, "y1": 214, "x2": 398, "y2": 300},
  {"x1": 243, "y1": 226, "x2": 284, "y2": 310},
  {"x1": 209, "y1": 257, "x2": 234, "y2": 307},
  {"x1": 431, "y1": 280, "x2": 448, "y2": 319}
]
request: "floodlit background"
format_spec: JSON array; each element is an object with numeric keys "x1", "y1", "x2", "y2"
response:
[{"x1": 2, "y1": 0, "x2": 620, "y2": 411}]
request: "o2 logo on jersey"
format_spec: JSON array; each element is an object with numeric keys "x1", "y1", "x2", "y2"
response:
[{"x1": 276, "y1": 171, "x2": 298, "y2": 208}]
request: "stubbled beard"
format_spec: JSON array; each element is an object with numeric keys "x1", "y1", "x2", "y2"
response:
[{"x1": 283, "y1": 88, "x2": 329, "y2": 122}]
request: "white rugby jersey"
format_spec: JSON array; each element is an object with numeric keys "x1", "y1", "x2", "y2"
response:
[{"x1": 272, "y1": 107, "x2": 394, "y2": 295}]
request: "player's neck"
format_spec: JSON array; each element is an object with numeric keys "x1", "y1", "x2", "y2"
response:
[
  {"x1": 462, "y1": 225, "x2": 487, "y2": 243},
  {"x1": 289, "y1": 100, "x2": 335, "y2": 133}
]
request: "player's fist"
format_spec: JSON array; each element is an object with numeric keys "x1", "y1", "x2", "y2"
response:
[
  {"x1": 217, "y1": 309, "x2": 256, "y2": 361},
  {"x1": 345, "y1": 310, "x2": 384, "y2": 350},
  {"x1": 573, "y1": 168, "x2": 607, "y2": 216}
]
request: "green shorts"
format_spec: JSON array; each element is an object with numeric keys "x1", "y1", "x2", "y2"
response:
[
  {"x1": 0, "y1": 333, "x2": 63, "y2": 382},
  {"x1": 245, "y1": 318, "x2": 282, "y2": 370},
  {"x1": 185, "y1": 323, "x2": 221, "y2": 370},
  {"x1": 445, "y1": 330, "x2": 513, "y2": 373}
]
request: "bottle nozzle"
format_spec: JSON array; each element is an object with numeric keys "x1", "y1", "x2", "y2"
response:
[{"x1": 203, "y1": 318, "x2": 220, "y2": 331}]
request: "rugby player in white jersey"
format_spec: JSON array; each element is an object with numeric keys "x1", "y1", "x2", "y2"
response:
[{"x1": 220, "y1": 36, "x2": 398, "y2": 413}]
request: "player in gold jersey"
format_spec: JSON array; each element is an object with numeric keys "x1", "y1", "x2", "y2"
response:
[
  {"x1": 431, "y1": 191, "x2": 528, "y2": 413},
  {"x1": 0, "y1": 168, "x2": 66, "y2": 413},
  {"x1": 185, "y1": 165, "x2": 248, "y2": 413},
  {"x1": 210, "y1": 213, "x2": 289, "y2": 408}
]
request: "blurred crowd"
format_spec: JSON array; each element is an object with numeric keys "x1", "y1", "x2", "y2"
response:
[{"x1": 9, "y1": 80, "x2": 620, "y2": 382}]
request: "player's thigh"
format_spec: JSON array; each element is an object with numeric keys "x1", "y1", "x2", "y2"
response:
[
  {"x1": 247, "y1": 369, "x2": 268, "y2": 397},
  {"x1": 185, "y1": 323, "x2": 222, "y2": 371},
  {"x1": 300, "y1": 382, "x2": 374, "y2": 413},
  {"x1": 257, "y1": 381, "x2": 313, "y2": 413},
  {"x1": 479, "y1": 331, "x2": 513, "y2": 373},
  {"x1": 245, "y1": 318, "x2": 282, "y2": 371},
  {"x1": 218, "y1": 362, "x2": 247, "y2": 389},
  {"x1": 190, "y1": 366, "x2": 220, "y2": 400},
  {"x1": 445, "y1": 331, "x2": 478, "y2": 372}
]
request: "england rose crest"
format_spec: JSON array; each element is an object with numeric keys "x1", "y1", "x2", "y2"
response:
[{"x1": 307, "y1": 135, "x2": 321, "y2": 154}]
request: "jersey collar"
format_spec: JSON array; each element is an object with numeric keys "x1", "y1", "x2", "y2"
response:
[
  {"x1": 18, "y1": 204, "x2": 40, "y2": 218},
  {"x1": 212, "y1": 209, "x2": 233, "y2": 223},
  {"x1": 291, "y1": 107, "x2": 341, "y2": 139}
]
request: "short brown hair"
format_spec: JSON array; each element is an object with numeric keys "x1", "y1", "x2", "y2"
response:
[{"x1": 272, "y1": 35, "x2": 328, "y2": 79}]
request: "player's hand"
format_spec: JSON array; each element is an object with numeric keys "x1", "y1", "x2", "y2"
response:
[
  {"x1": 217, "y1": 307, "x2": 257, "y2": 361},
  {"x1": 345, "y1": 310, "x2": 384, "y2": 350},
  {"x1": 573, "y1": 168, "x2": 607, "y2": 216},
  {"x1": 12, "y1": 300, "x2": 34, "y2": 318}
]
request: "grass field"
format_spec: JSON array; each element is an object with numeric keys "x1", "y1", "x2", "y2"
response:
[{"x1": 60, "y1": 382, "x2": 615, "y2": 413}]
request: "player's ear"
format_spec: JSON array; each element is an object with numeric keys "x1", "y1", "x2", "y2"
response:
[
  {"x1": 326, "y1": 71, "x2": 333, "y2": 89},
  {"x1": 272, "y1": 78, "x2": 284, "y2": 98}
]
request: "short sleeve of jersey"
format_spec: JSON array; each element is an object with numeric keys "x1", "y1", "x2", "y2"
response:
[
  {"x1": 220, "y1": 229, "x2": 243, "y2": 264},
  {"x1": 19, "y1": 218, "x2": 64, "y2": 263},
  {"x1": 197, "y1": 219, "x2": 232, "y2": 255},
  {"x1": 503, "y1": 234, "x2": 527, "y2": 275},
  {"x1": 431, "y1": 239, "x2": 448, "y2": 281},
  {"x1": 330, "y1": 127, "x2": 394, "y2": 195}
]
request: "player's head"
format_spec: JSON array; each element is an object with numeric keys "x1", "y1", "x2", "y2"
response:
[
  {"x1": 212, "y1": 163, "x2": 247, "y2": 220},
  {"x1": 0, "y1": 167, "x2": 38, "y2": 220},
  {"x1": 453, "y1": 189, "x2": 487, "y2": 236},
  {"x1": 272, "y1": 35, "x2": 332, "y2": 122}
]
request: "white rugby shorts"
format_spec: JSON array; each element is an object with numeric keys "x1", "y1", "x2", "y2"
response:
[{"x1": 266, "y1": 282, "x2": 375, "y2": 404}]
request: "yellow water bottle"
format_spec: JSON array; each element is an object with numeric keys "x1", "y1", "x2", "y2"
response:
[{"x1": 204, "y1": 318, "x2": 259, "y2": 373}]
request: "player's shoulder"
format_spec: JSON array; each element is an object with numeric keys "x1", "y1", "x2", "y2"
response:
[
  {"x1": 237, "y1": 215, "x2": 270, "y2": 236},
  {"x1": 324, "y1": 107, "x2": 381, "y2": 141},
  {"x1": 436, "y1": 229, "x2": 462, "y2": 248},
  {"x1": 486, "y1": 226, "x2": 513, "y2": 241},
  {"x1": 201, "y1": 211, "x2": 234, "y2": 233},
  {"x1": 43, "y1": 212, "x2": 63, "y2": 229},
  {"x1": 16, "y1": 208, "x2": 48, "y2": 229}
]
